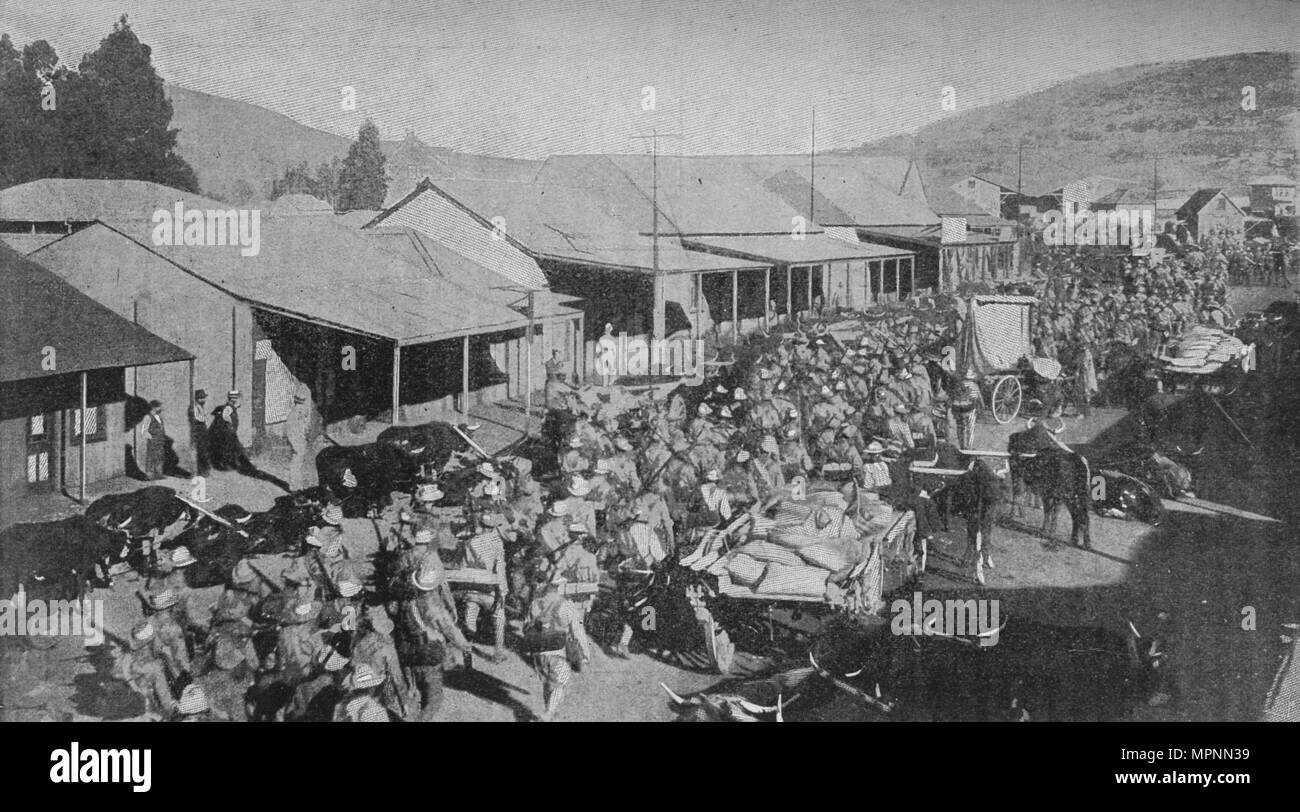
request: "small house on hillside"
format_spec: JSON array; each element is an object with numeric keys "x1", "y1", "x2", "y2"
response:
[
  {"x1": 1247, "y1": 175, "x2": 1296, "y2": 219},
  {"x1": 1175, "y1": 189, "x2": 1245, "y2": 240}
]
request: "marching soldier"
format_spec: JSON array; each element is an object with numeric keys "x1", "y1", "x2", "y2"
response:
[
  {"x1": 720, "y1": 449, "x2": 760, "y2": 511},
  {"x1": 351, "y1": 605, "x2": 414, "y2": 721},
  {"x1": 538, "y1": 500, "x2": 572, "y2": 554},
  {"x1": 907, "y1": 405, "x2": 936, "y2": 452},
  {"x1": 396, "y1": 565, "x2": 473, "y2": 721},
  {"x1": 952, "y1": 369, "x2": 980, "y2": 450},
  {"x1": 525, "y1": 574, "x2": 591, "y2": 722},
  {"x1": 460, "y1": 512, "x2": 513, "y2": 664},
  {"x1": 886, "y1": 403, "x2": 913, "y2": 450},
  {"x1": 861, "y1": 441, "x2": 892, "y2": 492},
  {"x1": 145, "y1": 589, "x2": 191, "y2": 681},
  {"x1": 119, "y1": 620, "x2": 178, "y2": 719},
  {"x1": 333, "y1": 665, "x2": 390, "y2": 722}
]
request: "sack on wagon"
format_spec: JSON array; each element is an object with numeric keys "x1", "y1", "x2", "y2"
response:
[
  {"x1": 724, "y1": 553, "x2": 768, "y2": 587},
  {"x1": 795, "y1": 540, "x2": 856, "y2": 572},
  {"x1": 738, "y1": 540, "x2": 806, "y2": 568},
  {"x1": 753, "y1": 562, "x2": 830, "y2": 599}
]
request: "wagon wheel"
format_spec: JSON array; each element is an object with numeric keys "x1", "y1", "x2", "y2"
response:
[
  {"x1": 991, "y1": 375, "x2": 1022, "y2": 424},
  {"x1": 697, "y1": 606, "x2": 735, "y2": 675}
]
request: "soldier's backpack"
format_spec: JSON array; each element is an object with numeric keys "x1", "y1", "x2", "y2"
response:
[{"x1": 520, "y1": 596, "x2": 568, "y2": 654}]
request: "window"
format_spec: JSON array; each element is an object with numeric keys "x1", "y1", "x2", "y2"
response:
[
  {"x1": 26, "y1": 414, "x2": 52, "y2": 486},
  {"x1": 71, "y1": 405, "x2": 107, "y2": 443}
]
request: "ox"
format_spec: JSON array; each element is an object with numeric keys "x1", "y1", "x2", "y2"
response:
[
  {"x1": 376, "y1": 420, "x2": 477, "y2": 470},
  {"x1": 903, "y1": 444, "x2": 1010, "y2": 585},
  {"x1": 1008, "y1": 419, "x2": 1092, "y2": 549},
  {"x1": 314, "y1": 442, "x2": 423, "y2": 517},
  {"x1": 0, "y1": 516, "x2": 128, "y2": 601}
]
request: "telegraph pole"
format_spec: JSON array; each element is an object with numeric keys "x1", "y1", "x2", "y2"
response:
[
  {"x1": 632, "y1": 130, "x2": 681, "y2": 342},
  {"x1": 809, "y1": 108, "x2": 816, "y2": 222}
]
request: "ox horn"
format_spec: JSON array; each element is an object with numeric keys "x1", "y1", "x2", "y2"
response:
[
  {"x1": 1026, "y1": 417, "x2": 1037, "y2": 430},
  {"x1": 776, "y1": 694, "x2": 784, "y2": 723},
  {"x1": 875, "y1": 683, "x2": 882, "y2": 699},
  {"x1": 1127, "y1": 620, "x2": 1142, "y2": 640},
  {"x1": 736, "y1": 699, "x2": 782, "y2": 715},
  {"x1": 116, "y1": 515, "x2": 133, "y2": 529},
  {"x1": 659, "y1": 683, "x2": 688, "y2": 706}
]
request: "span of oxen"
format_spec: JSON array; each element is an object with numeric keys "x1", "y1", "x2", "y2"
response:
[
  {"x1": 798, "y1": 614, "x2": 1166, "y2": 722},
  {"x1": 1007, "y1": 418, "x2": 1093, "y2": 549},
  {"x1": 900, "y1": 442, "x2": 1011, "y2": 585}
]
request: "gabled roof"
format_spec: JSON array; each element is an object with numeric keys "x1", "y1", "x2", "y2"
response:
[
  {"x1": 1176, "y1": 189, "x2": 1244, "y2": 219},
  {"x1": 1093, "y1": 187, "x2": 1155, "y2": 207},
  {"x1": 33, "y1": 220, "x2": 532, "y2": 346},
  {"x1": 365, "y1": 181, "x2": 550, "y2": 290},
  {"x1": 538, "y1": 154, "x2": 807, "y2": 235},
  {"x1": 758, "y1": 167, "x2": 939, "y2": 227},
  {"x1": 360, "y1": 225, "x2": 581, "y2": 321},
  {"x1": 0, "y1": 178, "x2": 229, "y2": 223},
  {"x1": 424, "y1": 176, "x2": 764, "y2": 274},
  {"x1": 2, "y1": 242, "x2": 192, "y2": 383}
]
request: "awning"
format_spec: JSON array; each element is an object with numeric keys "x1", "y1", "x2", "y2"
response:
[
  {"x1": 2, "y1": 243, "x2": 193, "y2": 382},
  {"x1": 680, "y1": 233, "x2": 912, "y2": 266}
]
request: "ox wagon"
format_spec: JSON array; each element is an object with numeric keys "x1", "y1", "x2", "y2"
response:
[{"x1": 588, "y1": 490, "x2": 916, "y2": 674}]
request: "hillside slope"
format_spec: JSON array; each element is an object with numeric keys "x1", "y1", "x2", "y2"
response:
[
  {"x1": 166, "y1": 84, "x2": 352, "y2": 203},
  {"x1": 847, "y1": 51, "x2": 1300, "y2": 196}
]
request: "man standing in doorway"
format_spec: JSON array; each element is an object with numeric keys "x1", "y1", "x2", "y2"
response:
[
  {"x1": 285, "y1": 388, "x2": 312, "y2": 492},
  {"x1": 142, "y1": 400, "x2": 167, "y2": 480},
  {"x1": 224, "y1": 390, "x2": 242, "y2": 434},
  {"x1": 190, "y1": 390, "x2": 210, "y2": 476},
  {"x1": 545, "y1": 349, "x2": 567, "y2": 408}
]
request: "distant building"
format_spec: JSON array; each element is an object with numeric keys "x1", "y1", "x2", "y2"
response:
[
  {"x1": 1247, "y1": 175, "x2": 1296, "y2": 219},
  {"x1": 950, "y1": 175, "x2": 1017, "y2": 219},
  {"x1": 1175, "y1": 189, "x2": 1246, "y2": 240}
]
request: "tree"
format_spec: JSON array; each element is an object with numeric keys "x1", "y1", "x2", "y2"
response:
[
  {"x1": 0, "y1": 16, "x2": 199, "y2": 191},
  {"x1": 65, "y1": 15, "x2": 198, "y2": 191},
  {"x1": 336, "y1": 118, "x2": 387, "y2": 211}
]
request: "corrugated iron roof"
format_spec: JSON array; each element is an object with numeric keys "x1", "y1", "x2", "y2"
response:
[
  {"x1": 363, "y1": 226, "x2": 582, "y2": 321},
  {"x1": 427, "y1": 177, "x2": 764, "y2": 273},
  {"x1": 367, "y1": 182, "x2": 550, "y2": 290},
  {"x1": 0, "y1": 178, "x2": 230, "y2": 223},
  {"x1": 2, "y1": 242, "x2": 192, "y2": 382},
  {"x1": 35, "y1": 220, "x2": 531, "y2": 346},
  {"x1": 758, "y1": 167, "x2": 939, "y2": 227},
  {"x1": 681, "y1": 234, "x2": 911, "y2": 264}
]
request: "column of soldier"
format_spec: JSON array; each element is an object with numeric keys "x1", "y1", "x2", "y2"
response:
[
  {"x1": 111, "y1": 313, "x2": 967, "y2": 724},
  {"x1": 1002, "y1": 244, "x2": 1237, "y2": 386}
]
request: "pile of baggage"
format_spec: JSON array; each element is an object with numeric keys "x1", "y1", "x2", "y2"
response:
[
  {"x1": 680, "y1": 490, "x2": 913, "y2": 609},
  {"x1": 1159, "y1": 326, "x2": 1248, "y2": 376}
]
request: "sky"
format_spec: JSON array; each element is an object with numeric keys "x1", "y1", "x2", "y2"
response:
[{"x1": 1, "y1": 0, "x2": 1297, "y2": 158}]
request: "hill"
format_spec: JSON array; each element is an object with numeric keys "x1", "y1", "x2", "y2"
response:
[
  {"x1": 165, "y1": 84, "x2": 353, "y2": 203},
  {"x1": 846, "y1": 51, "x2": 1300, "y2": 198}
]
